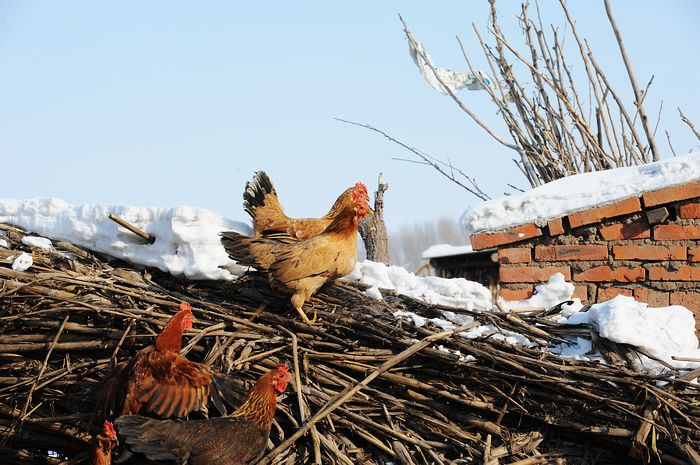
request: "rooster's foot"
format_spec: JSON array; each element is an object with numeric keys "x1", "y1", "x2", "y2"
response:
[{"x1": 295, "y1": 306, "x2": 317, "y2": 325}]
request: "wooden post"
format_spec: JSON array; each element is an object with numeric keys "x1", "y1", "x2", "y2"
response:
[{"x1": 359, "y1": 173, "x2": 390, "y2": 264}]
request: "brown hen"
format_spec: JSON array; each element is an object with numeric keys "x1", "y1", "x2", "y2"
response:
[
  {"x1": 97, "y1": 302, "x2": 227, "y2": 420},
  {"x1": 93, "y1": 421, "x2": 118, "y2": 465},
  {"x1": 222, "y1": 190, "x2": 370, "y2": 324},
  {"x1": 244, "y1": 171, "x2": 369, "y2": 240}
]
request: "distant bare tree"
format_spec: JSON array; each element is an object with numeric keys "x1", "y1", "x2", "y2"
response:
[{"x1": 389, "y1": 217, "x2": 467, "y2": 272}]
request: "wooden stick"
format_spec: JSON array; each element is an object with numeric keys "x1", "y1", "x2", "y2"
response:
[{"x1": 107, "y1": 213, "x2": 155, "y2": 244}]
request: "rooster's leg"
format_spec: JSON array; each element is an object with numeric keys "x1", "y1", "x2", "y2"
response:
[
  {"x1": 291, "y1": 293, "x2": 317, "y2": 325},
  {"x1": 294, "y1": 305, "x2": 317, "y2": 325}
]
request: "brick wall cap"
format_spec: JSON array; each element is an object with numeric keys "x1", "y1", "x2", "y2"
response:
[{"x1": 464, "y1": 154, "x2": 700, "y2": 241}]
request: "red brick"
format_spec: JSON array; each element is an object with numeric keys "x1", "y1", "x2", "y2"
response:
[
  {"x1": 499, "y1": 265, "x2": 571, "y2": 283},
  {"x1": 679, "y1": 202, "x2": 700, "y2": 219},
  {"x1": 633, "y1": 287, "x2": 670, "y2": 307},
  {"x1": 689, "y1": 246, "x2": 700, "y2": 262},
  {"x1": 573, "y1": 285, "x2": 589, "y2": 303},
  {"x1": 470, "y1": 223, "x2": 542, "y2": 251},
  {"x1": 573, "y1": 266, "x2": 645, "y2": 282},
  {"x1": 669, "y1": 291, "x2": 700, "y2": 335},
  {"x1": 597, "y1": 286, "x2": 633, "y2": 302},
  {"x1": 567, "y1": 197, "x2": 641, "y2": 228},
  {"x1": 534, "y1": 244, "x2": 608, "y2": 262},
  {"x1": 648, "y1": 265, "x2": 700, "y2": 281},
  {"x1": 547, "y1": 218, "x2": 565, "y2": 236},
  {"x1": 598, "y1": 221, "x2": 650, "y2": 240},
  {"x1": 653, "y1": 224, "x2": 700, "y2": 240},
  {"x1": 612, "y1": 244, "x2": 686, "y2": 261},
  {"x1": 498, "y1": 287, "x2": 533, "y2": 300},
  {"x1": 670, "y1": 290, "x2": 700, "y2": 312},
  {"x1": 642, "y1": 180, "x2": 700, "y2": 207},
  {"x1": 498, "y1": 248, "x2": 531, "y2": 264}
]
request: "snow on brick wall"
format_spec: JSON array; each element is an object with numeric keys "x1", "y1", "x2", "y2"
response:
[{"x1": 486, "y1": 194, "x2": 700, "y2": 332}]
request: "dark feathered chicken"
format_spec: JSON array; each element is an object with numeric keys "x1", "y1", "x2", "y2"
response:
[{"x1": 114, "y1": 364, "x2": 290, "y2": 465}]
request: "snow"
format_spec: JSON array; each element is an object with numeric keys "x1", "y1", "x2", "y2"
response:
[
  {"x1": 0, "y1": 197, "x2": 251, "y2": 280},
  {"x1": 0, "y1": 197, "x2": 696, "y2": 375},
  {"x1": 347, "y1": 260, "x2": 533, "y2": 346},
  {"x1": 22, "y1": 236, "x2": 53, "y2": 250},
  {"x1": 462, "y1": 151, "x2": 700, "y2": 235},
  {"x1": 11, "y1": 252, "x2": 33, "y2": 271},
  {"x1": 499, "y1": 273, "x2": 583, "y2": 317},
  {"x1": 345, "y1": 260, "x2": 492, "y2": 311},
  {"x1": 421, "y1": 243, "x2": 481, "y2": 259},
  {"x1": 360, "y1": 261, "x2": 699, "y2": 373},
  {"x1": 566, "y1": 295, "x2": 700, "y2": 371}
]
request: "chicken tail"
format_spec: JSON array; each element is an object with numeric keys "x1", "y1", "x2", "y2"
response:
[
  {"x1": 243, "y1": 171, "x2": 290, "y2": 235},
  {"x1": 221, "y1": 231, "x2": 286, "y2": 271},
  {"x1": 210, "y1": 372, "x2": 241, "y2": 415},
  {"x1": 114, "y1": 416, "x2": 178, "y2": 462}
]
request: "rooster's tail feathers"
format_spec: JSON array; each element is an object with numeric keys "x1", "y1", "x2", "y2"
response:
[{"x1": 243, "y1": 171, "x2": 290, "y2": 233}]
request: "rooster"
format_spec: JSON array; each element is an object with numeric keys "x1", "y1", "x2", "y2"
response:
[
  {"x1": 244, "y1": 171, "x2": 369, "y2": 240},
  {"x1": 114, "y1": 364, "x2": 290, "y2": 465},
  {"x1": 93, "y1": 421, "x2": 118, "y2": 465},
  {"x1": 222, "y1": 189, "x2": 371, "y2": 324},
  {"x1": 98, "y1": 302, "x2": 226, "y2": 420}
]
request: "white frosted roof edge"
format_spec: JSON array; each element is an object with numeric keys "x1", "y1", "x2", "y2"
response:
[
  {"x1": 422, "y1": 243, "x2": 479, "y2": 259},
  {"x1": 462, "y1": 151, "x2": 700, "y2": 236}
]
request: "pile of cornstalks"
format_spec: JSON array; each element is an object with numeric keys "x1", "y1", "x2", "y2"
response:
[{"x1": 0, "y1": 222, "x2": 698, "y2": 465}]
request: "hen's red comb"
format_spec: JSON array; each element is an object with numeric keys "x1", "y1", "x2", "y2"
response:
[
  {"x1": 277, "y1": 364, "x2": 288, "y2": 372},
  {"x1": 179, "y1": 302, "x2": 192, "y2": 312},
  {"x1": 355, "y1": 182, "x2": 368, "y2": 194}
]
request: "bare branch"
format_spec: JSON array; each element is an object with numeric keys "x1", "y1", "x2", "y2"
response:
[
  {"x1": 678, "y1": 108, "x2": 700, "y2": 142},
  {"x1": 665, "y1": 131, "x2": 677, "y2": 157},
  {"x1": 603, "y1": 0, "x2": 659, "y2": 161},
  {"x1": 336, "y1": 118, "x2": 491, "y2": 201}
]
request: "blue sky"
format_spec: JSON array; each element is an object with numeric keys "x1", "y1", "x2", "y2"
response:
[{"x1": 1, "y1": 1, "x2": 698, "y2": 232}]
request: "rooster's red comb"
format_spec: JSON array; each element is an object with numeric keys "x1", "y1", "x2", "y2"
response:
[
  {"x1": 103, "y1": 421, "x2": 117, "y2": 439},
  {"x1": 179, "y1": 301, "x2": 192, "y2": 312},
  {"x1": 277, "y1": 364, "x2": 288, "y2": 372}
]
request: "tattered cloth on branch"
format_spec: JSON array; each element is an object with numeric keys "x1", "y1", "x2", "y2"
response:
[{"x1": 0, "y1": 223, "x2": 698, "y2": 465}]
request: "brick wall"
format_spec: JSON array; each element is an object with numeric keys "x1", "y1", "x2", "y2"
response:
[{"x1": 470, "y1": 181, "x2": 700, "y2": 326}]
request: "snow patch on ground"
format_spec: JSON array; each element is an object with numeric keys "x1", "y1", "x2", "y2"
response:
[
  {"x1": 499, "y1": 273, "x2": 583, "y2": 316},
  {"x1": 347, "y1": 262, "x2": 698, "y2": 372},
  {"x1": 0, "y1": 197, "x2": 251, "y2": 280},
  {"x1": 22, "y1": 235, "x2": 53, "y2": 250},
  {"x1": 462, "y1": 151, "x2": 700, "y2": 235},
  {"x1": 565, "y1": 295, "x2": 700, "y2": 371},
  {"x1": 11, "y1": 252, "x2": 33, "y2": 271},
  {"x1": 345, "y1": 260, "x2": 492, "y2": 311}
]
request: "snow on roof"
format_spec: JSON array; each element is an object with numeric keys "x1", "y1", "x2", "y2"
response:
[
  {"x1": 462, "y1": 151, "x2": 700, "y2": 236},
  {"x1": 421, "y1": 243, "x2": 477, "y2": 259},
  {"x1": 0, "y1": 197, "x2": 251, "y2": 280}
]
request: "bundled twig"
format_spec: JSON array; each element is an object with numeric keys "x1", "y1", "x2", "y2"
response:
[{"x1": 0, "y1": 224, "x2": 698, "y2": 465}]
